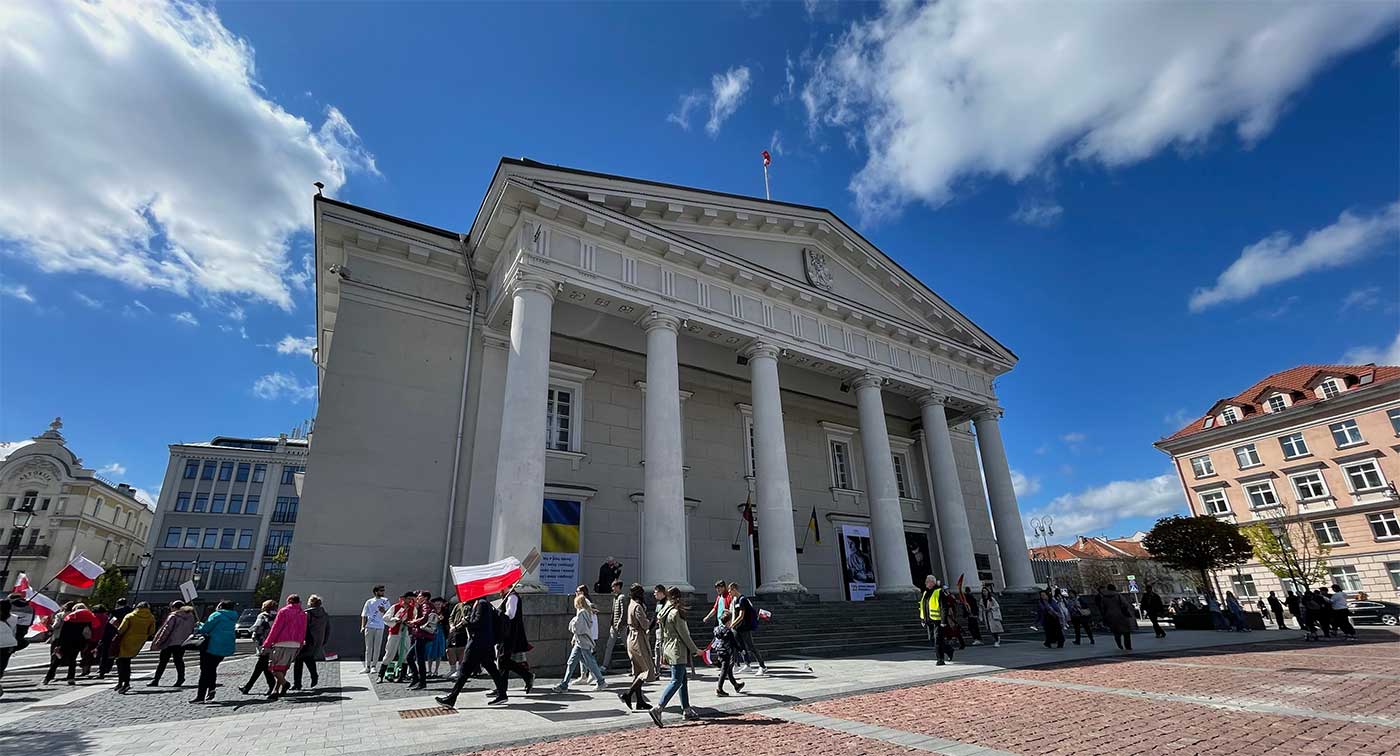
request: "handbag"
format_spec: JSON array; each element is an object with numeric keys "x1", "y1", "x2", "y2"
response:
[{"x1": 182, "y1": 633, "x2": 208, "y2": 650}]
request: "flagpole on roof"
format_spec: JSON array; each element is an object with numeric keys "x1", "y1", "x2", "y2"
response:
[{"x1": 761, "y1": 150, "x2": 772, "y2": 200}]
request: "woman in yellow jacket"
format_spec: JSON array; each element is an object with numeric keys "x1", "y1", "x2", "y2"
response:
[
  {"x1": 917, "y1": 576, "x2": 953, "y2": 665},
  {"x1": 113, "y1": 601, "x2": 157, "y2": 694}
]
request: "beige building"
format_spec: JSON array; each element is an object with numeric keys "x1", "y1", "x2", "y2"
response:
[
  {"x1": 1155, "y1": 364, "x2": 1400, "y2": 602},
  {"x1": 1, "y1": 418, "x2": 154, "y2": 597}
]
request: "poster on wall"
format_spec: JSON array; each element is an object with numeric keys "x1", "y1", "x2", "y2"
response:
[
  {"x1": 905, "y1": 531, "x2": 932, "y2": 589},
  {"x1": 838, "y1": 523, "x2": 877, "y2": 601},
  {"x1": 540, "y1": 499, "x2": 582, "y2": 594}
]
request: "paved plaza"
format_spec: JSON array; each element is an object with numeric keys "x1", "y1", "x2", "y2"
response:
[{"x1": 0, "y1": 626, "x2": 1395, "y2": 756}]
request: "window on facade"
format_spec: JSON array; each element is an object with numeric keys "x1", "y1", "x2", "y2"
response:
[
  {"x1": 1279, "y1": 433, "x2": 1309, "y2": 459},
  {"x1": 153, "y1": 561, "x2": 188, "y2": 590},
  {"x1": 1311, "y1": 519, "x2": 1344, "y2": 546},
  {"x1": 1389, "y1": 409, "x2": 1400, "y2": 435},
  {"x1": 1329, "y1": 565, "x2": 1362, "y2": 592},
  {"x1": 171, "y1": 493, "x2": 188, "y2": 512},
  {"x1": 1199, "y1": 490, "x2": 1231, "y2": 516},
  {"x1": 743, "y1": 415, "x2": 757, "y2": 477},
  {"x1": 201, "y1": 529, "x2": 218, "y2": 549},
  {"x1": 1234, "y1": 444, "x2": 1261, "y2": 469},
  {"x1": 1291, "y1": 472, "x2": 1328, "y2": 501},
  {"x1": 1341, "y1": 460, "x2": 1385, "y2": 492},
  {"x1": 829, "y1": 440, "x2": 854, "y2": 489},
  {"x1": 25, "y1": 529, "x2": 38, "y2": 546},
  {"x1": 1190, "y1": 455, "x2": 1214, "y2": 477},
  {"x1": 892, "y1": 453, "x2": 912, "y2": 498},
  {"x1": 1368, "y1": 511, "x2": 1400, "y2": 540},
  {"x1": 210, "y1": 494, "x2": 226, "y2": 514},
  {"x1": 1388, "y1": 562, "x2": 1400, "y2": 590},
  {"x1": 545, "y1": 388, "x2": 574, "y2": 451},
  {"x1": 252, "y1": 464, "x2": 266, "y2": 483},
  {"x1": 208, "y1": 561, "x2": 247, "y2": 590},
  {"x1": 265, "y1": 529, "x2": 293, "y2": 557},
  {"x1": 1221, "y1": 407, "x2": 1239, "y2": 425},
  {"x1": 219, "y1": 528, "x2": 236, "y2": 549},
  {"x1": 1267, "y1": 395, "x2": 1287, "y2": 414},
  {"x1": 235, "y1": 463, "x2": 250, "y2": 482},
  {"x1": 1229, "y1": 574, "x2": 1258, "y2": 598},
  {"x1": 1243, "y1": 481, "x2": 1279, "y2": 509},
  {"x1": 5, "y1": 528, "x2": 21, "y2": 547},
  {"x1": 21, "y1": 491, "x2": 38, "y2": 511},
  {"x1": 245, "y1": 495, "x2": 260, "y2": 515},
  {"x1": 201, "y1": 461, "x2": 216, "y2": 480},
  {"x1": 183, "y1": 528, "x2": 200, "y2": 549},
  {"x1": 192, "y1": 494, "x2": 208, "y2": 513},
  {"x1": 217, "y1": 462, "x2": 233, "y2": 481},
  {"x1": 184, "y1": 460, "x2": 200, "y2": 479},
  {"x1": 163, "y1": 527, "x2": 181, "y2": 548},
  {"x1": 39, "y1": 497, "x2": 51, "y2": 510},
  {"x1": 262, "y1": 559, "x2": 287, "y2": 574},
  {"x1": 237, "y1": 529, "x2": 254, "y2": 550},
  {"x1": 280, "y1": 466, "x2": 302, "y2": 485},
  {"x1": 1330, "y1": 420, "x2": 1364, "y2": 448},
  {"x1": 273, "y1": 496, "x2": 298, "y2": 524},
  {"x1": 1319, "y1": 379, "x2": 1342, "y2": 399},
  {"x1": 92, "y1": 498, "x2": 102, "y2": 517},
  {"x1": 3, "y1": 497, "x2": 13, "y2": 510},
  {"x1": 228, "y1": 494, "x2": 243, "y2": 514}
]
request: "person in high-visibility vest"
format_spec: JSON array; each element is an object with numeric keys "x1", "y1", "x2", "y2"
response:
[{"x1": 917, "y1": 575, "x2": 953, "y2": 665}]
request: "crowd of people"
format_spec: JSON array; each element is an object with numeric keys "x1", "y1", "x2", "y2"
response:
[{"x1": 917, "y1": 576, "x2": 1005, "y2": 664}]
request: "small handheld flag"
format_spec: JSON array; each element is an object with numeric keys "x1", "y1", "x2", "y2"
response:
[{"x1": 55, "y1": 554, "x2": 104, "y2": 590}]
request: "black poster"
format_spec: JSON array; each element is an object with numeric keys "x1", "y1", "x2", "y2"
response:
[{"x1": 905, "y1": 530, "x2": 932, "y2": 589}]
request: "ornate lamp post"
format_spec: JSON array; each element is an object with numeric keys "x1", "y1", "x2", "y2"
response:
[
  {"x1": 132, "y1": 552, "x2": 152, "y2": 603},
  {"x1": 1030, "y1": 515, "x2": 1056, "y2": 588},
  {"x1": 2, "y1": 505, "x2": 36, "y2": 591}
]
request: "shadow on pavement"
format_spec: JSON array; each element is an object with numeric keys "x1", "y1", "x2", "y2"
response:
[{"x1": 0, "y1": 728, "x2": 99, "y2": 755}]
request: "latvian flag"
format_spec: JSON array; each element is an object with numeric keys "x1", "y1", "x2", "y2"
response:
[
  {"x1": 55, "y1": 554, "x2": 105, "y2": 589},
  {"x1": 450, "y1": 556, "x2": 524, "y2": 604}
]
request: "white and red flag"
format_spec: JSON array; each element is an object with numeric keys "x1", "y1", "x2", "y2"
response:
[
  {"x1": 27, "y1": 591, "x2": 60, "y2": 618},
  {"x1": 761, "y1": 149, "x2": 771, "y2": 167},
  {"x1": 55, "y1": 554, "x2": 104, "y2": 589},
  {"x1": 450, "y1": 556, "x2": 524, "y2": 603},
  {"x1": 11, "y1": 572, "x2": 30, "y2": 594}
]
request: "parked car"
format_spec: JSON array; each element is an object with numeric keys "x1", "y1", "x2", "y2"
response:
[
  {"x1": 234, "y1": 608, "x2": 259, "y2": 638},
  {"x1": 1348, "y1": 599, "x2": 1400, "y2": 626}
]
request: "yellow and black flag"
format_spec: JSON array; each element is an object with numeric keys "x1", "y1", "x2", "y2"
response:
[{"x1": 807, "y1": 505, "x2": 821, "y2": 544}]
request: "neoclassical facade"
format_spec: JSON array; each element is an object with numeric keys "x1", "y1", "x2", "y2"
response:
[{"x1": 286, "y1": 160, "x2": 1034, "y2": 619}]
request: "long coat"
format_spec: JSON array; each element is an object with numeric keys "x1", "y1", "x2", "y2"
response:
[
  {"x1": 115, "y1": 607, "x2": 157, "y2": 658},
  {"x1": 657, "y1": 604, "x2": 699, "y2": 666},
  {"x1": 1100, "y1": 591, "x2": 1136, "y2": 633},
  {"x1": 982, "y1": 596, "x2": 1005, "y2": 634},
  {"x1": 302, "y1": 605, "x2": 331, "y2": 658},
  {"x1": 625, "y1": 599, "x2": 653, "y2": 678}
]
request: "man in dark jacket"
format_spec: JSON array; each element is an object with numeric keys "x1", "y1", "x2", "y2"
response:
[
  {"x1": 1142, "y1": 585, "x2": 1167, "y2": 638},
  {"x1": 6, "y1": 594, "x2": 33, "y2": 652},
  {"x1": 1267, "y1": 591, "x2": 1288, "y2": 629},
  {"x1": 436, "y1": 597, "x2": 506, "y2": 707},
  {"x1": 599, "y1": 579, "x2": 626, "y2": 671},
  {"x1": 595, "y1": 557, "x2": 622, "y2": 594},
  {"x1": 497, "y1": 584, "x2": 534, "y2": 694},
  {"x1": 1285, "y1": 591, "x2": 1302, "y2": 626}
]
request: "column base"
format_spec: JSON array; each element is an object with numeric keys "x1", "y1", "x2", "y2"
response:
[
  {"x1": 510, "y1": 575, "x2": 549, "y2": 593},
  {"x1": 874, "y1": 584, "x2": 920, "y2": 598},
  {"x1": 756, "y1": 580, "x2": 808, "y2": 596},
  {"x1": 1000, "y1": 584, "x2": 1044, "y2": 594}
]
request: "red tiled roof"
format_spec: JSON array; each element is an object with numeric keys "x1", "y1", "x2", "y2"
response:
[
  {"x1": 1028, "y1": 544, "x2": 1082, "y2": 560},
  {"x1": 1161, "y1": 363, "x2": 1400, "y2": 444},
  {"x1": 1031, "y1": 537, "x2": 1166, "y2": 561}
]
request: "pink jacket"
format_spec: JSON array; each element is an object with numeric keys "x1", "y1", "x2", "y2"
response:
[{"x1": 262, "y1": 603, "x2": 307, "y2": 648}]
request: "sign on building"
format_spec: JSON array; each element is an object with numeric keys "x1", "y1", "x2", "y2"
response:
[
  {"x1": 838, "y1": 523, "x2": 876, "y2": 601},
  {"x1": 540, "y1": 499, "x2": 582, "y2": 594}
]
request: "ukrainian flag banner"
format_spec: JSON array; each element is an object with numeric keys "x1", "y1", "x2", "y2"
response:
[{"x1": 540, "y1": 499, "x2": 582, "y2": 594}]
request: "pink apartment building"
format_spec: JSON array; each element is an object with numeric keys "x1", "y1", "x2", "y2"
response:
[{"x1": 1155, "y1": 364, "x2": 1400, "y2": 603}]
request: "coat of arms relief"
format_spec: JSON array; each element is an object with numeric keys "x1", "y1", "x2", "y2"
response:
[{"x1": 803, "y1": 247, "x2": 834, "y2": 292}]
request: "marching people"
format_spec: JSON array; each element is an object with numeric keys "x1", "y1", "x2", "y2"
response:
[
  {"x1": 703, "y1": 579, "x2": 730, "y2": 628},
  {"x1": 963, "y1": 586, "x2": 983, "y2": 645},
  {"x1": 191, "y1": 600, "x2": 239, "y2": 703},
  {"x1": 406, "y1": 592, "x2": 440, "y2": 689},
  {"x1": 918, "y1": 575, "x2": 953, "y2": 665},
  {"x1": 945, "y1": 590, "x2": 968, "y2": 650},
  {"x1": 1034, "y1": 589, "x2": 1066, "y2": 649},
  {"x1": 1329, "y1": 585, "x2": 1356, "y2": 639},
  {"x1": 1285, "y1": 590, "x2": 1303, "y2": 628},
  {"x1": 650, "y1": 584, "x2": 667, "y2": 678},
  {"x1": 1142, "y1": 584, "x2": 1168, "y2": 638},
  {"x1": 498, "y1": 582, "x2": 536, "y2": 694},
  {"x1": 239, "y1": 600, "x2": 278, "y2": 696},
  {"x1": 728, "y1": 581, "x2": 767, "y2": 675},
  {"x1": 710, "y1": 610, "x2": 745, "y2": 696},
  {"x1": 360, "y1": 584, "x2": 389, "y2": 673},
  {"x1": 425, "y1": 596, "x2": 448, "y2": 678},
  {"x1": 263, "y1": 594, "x2": 308, "y2": 699},
  {"x1": 6, "y1": 592, "x2": 34, "y2": 659},
  {"x1": 44, "y1": 602, "x2": 92, "y2": 685},
  {"x1": 599, "y1": 579, "x2": 627, "y2": 672},
  {"x1": 551, "y1": 592, "x2": 608, "y2": 692},
  {"x1": 1267, "y1": 591, "x2": 1288, "y2": 629},
  {"x1": 649, "y1": 586, "x2": 701, "y2": 727},
  {"x1": 618, "y1": 583, "x2": 654, "y2": 711},
  {"x1": 436, "y1": 595, "x2": 508, "y2": 707},
  {"x1": 88, "y1": 604, "x2": 116, "y2": 678},
  {"x1": 571, "y1": 585, "x2": 600, "y2": 685},
  {"x1": 1099, "y1": 584, "x2": 1136, "y2": 651},
  {"x1": 293, "y1": 594, "x2": 331, "y2": 690},
  {"x1": 445, "y1": 597, "x2": 471, "y2": 680},
  {"x1": 378, "y1": 591, "x2": 418, "y2": 682},
  {"x1": 1224, "y1": 591, "x2": 1249, "y2": 633},
  {"x1": 1205, "y1": 592, "x2": 1229, "y2": 631},
  {"x1": 980, "y1": 586, "x2": 1004, "y2": 647},
  {"x1": 147, "y1": 600, "x2": 195, "y2": 687},
  {"x1": 112, "y1": 601, "x2": 156, "y2": 693},
  {"x1": 1067, "y1": 589, "x2": 1094, "y2": 645},
  {"x1": 0, "y1": 599, "x2": 15, "y2": 699},
  {"x1": 595, "y1": 557, "x2": 623, "y2": 594}
]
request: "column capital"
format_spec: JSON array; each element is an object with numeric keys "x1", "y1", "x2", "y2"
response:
[
  {"x1": 739, "y1": 341, "x2": 782, "y2": 361},
  {"x1": 638, "y1": 310, "x2": 682, "y2": 334},
  {"x1": 915, "y1": 391, "x2": 950, "y2": 409},
  {"x1": 972, "y1": 406, "x2": 1004, "y2": 423},
  {"x1": 849, "y1": 372, "x2": 887, "y2": 392},
  {"x1": 507, "y1": 271, "x2": 558, "y2": 300}
]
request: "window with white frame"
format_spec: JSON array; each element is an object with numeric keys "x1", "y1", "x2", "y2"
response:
[
  {"x1": 1221, "y1": 406, "x2": 1239, "y2": 425},
  {"x1": 1279, "y1": 433, "x2": 1309, "y2": 459},
  {"x1": 738, "y1": 406, "x2": 756, "y2": 478},
  {"x1": 1367, "y1": 511, "x2": 1400, "y2": 540},
  {"x1": 891, "y1": 453, "x2": 912, "y2": 498},
  {"x1": 1234, "y1": 444, "x2": 1261, "y2": 469},
  {"x1": 1290, "y1": 471, "x2": 1329, "y2": 501},
  {"x1": 1267, "y1": 395, "x2": 1288, "y2": 414},
  {"x1": 544, "y1": 363, "x2": 594, "y2": 453},
  {"x1": 1311, "y1": 519, "x2": 1344, "y2": 546},
  {"x1": 1198, "y1": 490, "x2": 1231, "y2": 516},
  {"x1": 829, "y1": 440, "x2": 854, "y2": 490},
  {"x1": 1328, "y1": 565, "x2": 1362, "y2": 593},
  {"x1": 1230, "y1": 573, "x2": 1259, "y2": 599},
  {"x1": 1243, "y1": 481, "x2": 1279, "y2": 509},
  {"x1": 1329, "y1": 420, "x2": 1364, "y2": 448},
  {"x1": 1341, "y1": 459, "x2": 1385, "y2": 493},
  {"x1": 1387, "y1": 561, "x2": 1400, "y2": 590},
  {"x1": 635, "y1": 381, "x2": 692, "y2": 467},
  {"x1": 1319, "y1": 378, "x2": 1342, "y2": 399},
  {"x1": 1389, "y1": 408, "x2": 1400, "y2": 435},
  {"x1": 1190, "y1": 455, "x2": 1215, "y2": 478}
]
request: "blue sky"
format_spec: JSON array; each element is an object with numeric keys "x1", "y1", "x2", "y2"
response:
[{"x1": 2, "y1": 1, "x2": 1398, "y2": 540}]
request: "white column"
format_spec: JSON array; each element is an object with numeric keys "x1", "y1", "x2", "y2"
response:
[
  {"x1": 488, "y1": 272, "x2": 556, "y2": 591},
  {"x1": 917, "y1": 393, "x2": 983, "y2": 587},
  {"x1": 852, "y1": 373, "x2": 915, "y2": 596},
  {"x1": 741, "y1": 342, "x2": 805, "y2": 594},
  {"x1": 973, "y1": 407, "x2": 1037, "y2": 590},
  {"x1": 640, "y1": 312, "x2": 692, "y2": 591}
]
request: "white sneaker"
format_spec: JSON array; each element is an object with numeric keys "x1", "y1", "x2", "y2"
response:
[
  {"x1": 742, "y1": 664, "x2": 755, "y2": 673},
  {"x1": 994, "y1": 641, "x2": 1001, "y2": 648},
  {"x1": 971, "y1": 640, "x2": 983, "y2": 646},
  {"x1": 594, "y1": 682, "x2": 608, "y2": 691},
  {"x1": 754, "y1": 667, "x2": 767, "y2": 676}
]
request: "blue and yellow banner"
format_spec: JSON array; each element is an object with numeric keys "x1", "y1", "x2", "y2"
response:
[{"x1": 541, "y1": 498, "x2": 581, "y2": 553}]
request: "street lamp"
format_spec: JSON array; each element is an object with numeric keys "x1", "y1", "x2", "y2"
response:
[
  {"x1": 1030, "y1": 515, "x2": 1056, "y2": 588},
  {"x1": 2, "y1": 505, "x2": 36, "y2": 592},
  {"x1": 133, "y1": 552, "x2": 152, "y2": 604}
]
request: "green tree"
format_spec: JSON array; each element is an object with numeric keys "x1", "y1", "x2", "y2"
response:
[
  {"x1": 252, "y1": 547, "x2": 288, "y2": 605},
  {"x1": 1240, "y1": 513, "x2": 1330, "y2": 592},
  {"x1": 1141, "y1": 515, "x2": 1253, "y2": 599},
  {"x1": 88, "y1": 568, "x2": 129, "y2": 609}
]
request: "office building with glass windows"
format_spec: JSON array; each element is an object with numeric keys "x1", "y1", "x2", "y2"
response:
[{"x1": 141, "y1": 433, "x2": 308, "y2": 608}]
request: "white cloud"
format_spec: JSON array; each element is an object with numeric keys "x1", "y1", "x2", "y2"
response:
[
  {"x1": 0, "y1": 0, "x2": 378, "y2": 310},
  {"x1": 770, "y1": 130, "x2": 785, "y2": 157},
  {"x1": 73, "y1": 292, "x2": 103, "y2": 309},
  {"x1": 1341, "y1": 330, "x2": 1400, "y2": 365},
  {"x1": 1340, "y1": 285, "x2": 1384, "y2": 312},
  {"x1": 1, "y1": 282, "x2": 36, "y2": 303},
  {"x1": 1010, "y1": 469, "x2": 1041, "y2": 498},
  {"x1": 0, "y1": 440, "x2": 34, "y2": 461},
  {"x1": 1163, "y1": 408, "x2": 1191, "y2": 427},
  {"x1": 218, "y1": 324, "x2": 248, "y2": 339},
  {"x1": 1190, "y1": 202, "x2": 1400, "y2": 311},
  {"x1": 707, "y1": 66, "x2": 752, "y2": 137},
  {"x1": 252, "y1": 371, "x2": 316, "y2": 402},
  {"x1": 801, "y1": 1, "x2": 1400, "y2": 219},
  {"x1": 1011, "y1": 199, "x2": 1064, "y2": 227},
  {"x1": 122, "y1": 299, "x2": 152, "y2": 318},
  {"x1": 666, "y1": 92, "x2": 704, "y2": 131},
  {"x1": 1024, "y1": 474, "x2": 1186, "y2": 541},
  {"x1": 98, "y1": 462, "x2": 128, "y2": 477},
  {"x1": 275, "y1": 334, "x2": 316, "y2": 357},
  {"x1": 133, "y1": 486, "x2": 158, "y2": 509},
  {"x1": 774, "y1": 52, "x2": 797, "y2": 104},
  {"x1": 171, "y1": 311, "x2": 199, "y2": 326}
]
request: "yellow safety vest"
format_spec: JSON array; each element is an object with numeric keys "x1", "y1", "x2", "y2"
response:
[{"x1": 919, "y1": 589, "x2": 942, "y2": 622}]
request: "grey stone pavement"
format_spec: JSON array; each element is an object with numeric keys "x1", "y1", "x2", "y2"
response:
[{"x1": 0, "y1": 624, "x2": 1328, "y2": 756}]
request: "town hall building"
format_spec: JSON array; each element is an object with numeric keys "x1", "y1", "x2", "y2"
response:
[{"x1": 285, "y1": 159, "x2": 1036, "y2": 643}]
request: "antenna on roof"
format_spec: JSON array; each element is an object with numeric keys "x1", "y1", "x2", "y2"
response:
[{"x1": 313, "y1": 181, "x2": 324, "y2": 196}]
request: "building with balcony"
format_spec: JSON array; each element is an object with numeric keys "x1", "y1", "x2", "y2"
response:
[
  {"x1": 1028, "y1": 533, "x2": 1197, "y2": 602},
  {"x1": 0, "y1": 418, "x2": 154, "y2": 597},
  {"x1": 285, "y1": 158, "x2": 1038, "y2": 630},
  {"x1": 1155, "y1": 364, "x2": 1400, "y2": 602},
  {"x1": 140, "y1": 433, "x2": 309, "y2": 607}
]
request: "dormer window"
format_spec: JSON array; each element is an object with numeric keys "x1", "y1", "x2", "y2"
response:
[
  {"x1": 1319, "y1": 378, "x2": 1342, "y2": 399},
  {"x1": 1221, "y1": 406, "x2": 1239, "y2": 425},
  {"x1": 1266, "y1": 395, "x2": 1287, "y2": 414}
]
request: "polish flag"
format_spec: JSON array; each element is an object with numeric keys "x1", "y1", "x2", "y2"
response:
[
  {"x1": 451, "y1": 556, "x2": 524, "y2": 604},
  {"x1": 55, "y1": 555, "x2": 105, "y2": 589},
  {"x1": 11, "y1": 572, "x2": 30, "y2": 594},
  {"x1": 26, "y1": 591, "x2": 60, "y2": 618}
]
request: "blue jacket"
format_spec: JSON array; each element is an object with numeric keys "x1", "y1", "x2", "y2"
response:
[{"x1": 196, "y1": 608, "x2": 239, "y2": 657}]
